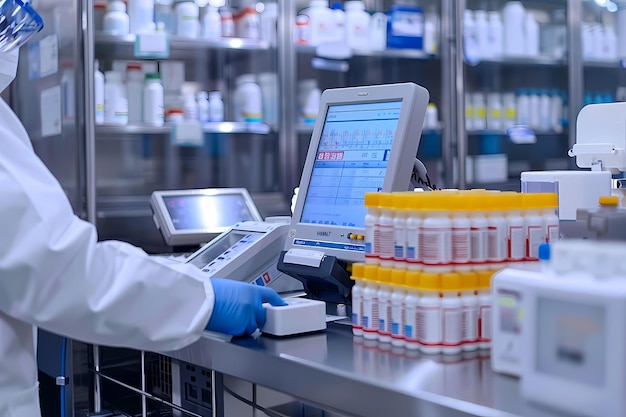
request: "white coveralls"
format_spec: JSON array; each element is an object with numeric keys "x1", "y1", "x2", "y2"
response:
[{"x1": 0, "y1": 97, "x2": 215, "y2": 416}]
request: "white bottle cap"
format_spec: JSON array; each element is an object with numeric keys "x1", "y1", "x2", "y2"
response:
[
  {"x1": 236, "y1": 73, "x2": 256, "y2": 84},
  {"x1": 108, "y1": 0, "x2": 126, "y2": 12},
  {"x1": 310, "y1": 0, "x2": 329, "y2": 8},
  {"x1": 197, "y1": 91, "x2": 209, "y2": 100},
  {"x1": 209, "y1": 91, "x2": 222, "y2": 99},
  {"x1": 345, "y1": 1, "x2": 364, "y2": 11}
]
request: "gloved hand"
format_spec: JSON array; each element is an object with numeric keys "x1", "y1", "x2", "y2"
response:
[{"x1": 206, "y1": 278, "x2": 287, "y2": 336}]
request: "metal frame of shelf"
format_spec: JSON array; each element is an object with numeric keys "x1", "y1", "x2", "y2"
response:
[{"x1": 95, "y1": 122, "x2": 271, "y2": 135}]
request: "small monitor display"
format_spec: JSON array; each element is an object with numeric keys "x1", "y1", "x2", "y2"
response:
[
  {"x1": 163, "y1": 194, "x2": 254, "y2": 230},
  {"x1": 186, "y1": 230, "x2": 253, "y2": 269},
  {"x1": 300, "y1": 101, "x2": 402, "y2": 228}
]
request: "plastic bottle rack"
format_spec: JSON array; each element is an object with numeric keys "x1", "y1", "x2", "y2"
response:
[
  {"x1": 364, "y1": 190, "x2": 559, "y2": 268},
  {"x1": 351, "y1": 264, "x2": 493, "y2": 354}
]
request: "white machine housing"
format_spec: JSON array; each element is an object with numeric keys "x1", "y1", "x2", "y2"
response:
[
  {"x1": 185, "y1": 221, "x2": 302, "y2": 293},
  {"x1": 570, "y1": 102, "x2": 626, "y2": 173},
  {"x1": 520, "y1": 170, "x2": 611, "y2": 221},
  {"x1": 261, "y1": 298, "x2": 327, "y2": 336},
  {"x1": 493, "y1": 240, "x2": 626, "y2": 417}
]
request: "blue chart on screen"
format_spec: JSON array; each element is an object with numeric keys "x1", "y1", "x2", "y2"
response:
[{"x1": 300, "y1": 100, "x2": 402, "y2": 228}]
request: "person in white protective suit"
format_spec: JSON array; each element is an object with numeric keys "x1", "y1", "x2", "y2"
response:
[{"x1": 0, "y1": 1, "x2": 286, "y2": 415}]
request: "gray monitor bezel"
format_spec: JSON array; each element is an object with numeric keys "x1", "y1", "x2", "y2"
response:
[
  {"x1": 287, "y1": 83, "x2": 429, "y2": 263},
  {"x1": 150, "y1": 188, "x2": 263, "y2": 246}
]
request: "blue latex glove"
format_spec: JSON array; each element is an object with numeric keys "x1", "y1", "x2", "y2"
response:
[{"x1": 206, "y1": 278, "x2": 287, "y2": 336}]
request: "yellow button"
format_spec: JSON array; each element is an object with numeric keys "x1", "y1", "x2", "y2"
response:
[{"x1": 357, "y1": 234, "x2": 364, "y2": 240}]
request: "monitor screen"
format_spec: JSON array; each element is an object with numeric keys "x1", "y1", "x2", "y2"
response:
[
  {"x1": 300, "y1": 100, "x2": 402, "y2": 228},
  {"x1": 163, "y1": 194, "x2": 255, "y2": 230}
]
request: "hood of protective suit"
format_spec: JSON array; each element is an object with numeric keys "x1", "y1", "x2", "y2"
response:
[{"x1": 0, "y1": 49, "x2": 18, "y2": 94}]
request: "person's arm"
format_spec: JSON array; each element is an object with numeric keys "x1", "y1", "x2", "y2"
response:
[{"x1": 0, "y1": 108, "x2": 213, "y2": 351}]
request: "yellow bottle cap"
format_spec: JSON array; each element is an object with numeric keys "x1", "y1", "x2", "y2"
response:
[
  {"x1": 599, "y1": 195, "x2": 619, "y2": 206},
  {"x1": 364, "y1": 192, "x2": 380, "y2": 208},
  {"x1": 483, "y1": 192, "x2": 504, "y2": 211},
  {"x1": 420, "y1": 192, "x2": 449, "y2": 211},
  {"x1": 378, "y1": 267, "x2": 393, "y2": 284},
  {"x1": 462, "y1": 271, "x2": 479, "y2": 291},
  {"x1": 502, "y1": 192, "x2": 522, "y2": 211},
  {"x1": 420, "y1": 272, "x2": 440, "y2": 291},
  {"x1": 521, "y1": 193, "x2": 542, "y2": 210},
  {"x1": 363, "y1": 264, "x2": 378, "y2": 282},
  {"x1": 535, "y1": 192, "x2": 558, "y2": 208},
  {"x1": 478, "y1": 270, "x2": 493, "y2": 289},
  {"x1": 378, "y1": 192, "x2": 394, "y2": 209},
  {"x1": 405, "y1": 270, "x2": 420, "y2": 288},
  {"x1": 441, "y1": 272, "x2": 462, "y2": 291},
  {"x1": 351, "y1": 263, "x2": 365, "y2": 281},
  {"x1": 392, "y1": 269, "x2": 406, "y2": 286}
]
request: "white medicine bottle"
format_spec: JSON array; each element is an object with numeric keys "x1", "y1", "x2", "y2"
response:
[
  {"x1": 175, "y1": 1, "x2": 200, "y2": 39},
  {"x1": 502, "y1": 1, "x2": 526, "y2": 56},
  {"x1": 197, "y1": 91, "x2": 210, "y2": 123},
  {"x1": 103, "y1": 0, "x2": 130, "y2": 36},
  {"x1": 104, "y1": 71, "x2": 128, "y2": 125},
  {"x1": 307, "y1": 0, "x2": 335, "y2": 46},
  {"x1": 127, "y1": 0, "x2": 154, "y2": 34},
  {"x1": 208, "y1": 91, "x2": 224, "y2": 122},
  {"x1": 345, "y1": 1, "x2": 370, "y2": 50},
  {"x1": 143, "y1": 73, "x2": 164, "y2": 126},
  {"x1": 220, "y1": 9, "x2": 236, "y2": 38},
  {"x1": 234, "y1": 74, "x2": 263, "y2": 123},
  {"x1": 183, "y1": 92, "x2": 198, "y2": 120},
  {"x1": 330, "y1": 2, "x2": 346, "y2": 43},
  {"x1": 202, "y1": 6, "x2": 222, "y2": 40},
  {"x1": 350, "y1": 263, "x2": 366, "y2": 336},
  {"x1": 94, "y1": 60, "x2": 105, "y2": 125},
  {"x1": 364, "y1": 192, "x2": 381, "y2": 264},
  {"x1": 126, "y1": 63, "x2": 144, "y2": 124}
]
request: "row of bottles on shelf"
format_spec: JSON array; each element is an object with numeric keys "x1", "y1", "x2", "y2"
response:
[
  {"x1": 465, "y1": 89, "x2": 568, "y2": 133},
  {"x1": 98, "y1": 0, "x2": 278, "y2": 43},
  {"x1": 351, "y1": 264, "x2": 494, "y2": 354},
  {"x1": 464, "y1": 2, "x2": 567, "y2": 62},
  {"x1": 94, "y1": 60, "x2": 322, "y2": 127},
  {"x1": 363, "y1": 190, "x2": 559, "y2": 268},
  {"x1": 297, "y1": 0, "x2": 439, "y2": 54}
]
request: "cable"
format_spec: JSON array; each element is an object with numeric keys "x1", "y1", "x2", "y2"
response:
[{"x1": 222, "y1": 384, "x2": 283, "y2": 417}]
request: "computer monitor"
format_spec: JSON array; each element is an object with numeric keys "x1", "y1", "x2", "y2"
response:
[
  {"x1": 287, "y1": 82, "x2": 429, "y2": 263},
  {"x1": 150, "y1": 188, "x2": 262, "y2": 246}
]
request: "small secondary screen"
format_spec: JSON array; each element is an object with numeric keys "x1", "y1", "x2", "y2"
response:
[
  {"x1": 300, "y1": 100, "x2": 403, "y2": 227},
  {"x1": 163, "y1": 194, "x2": 254, "y2": 230}
]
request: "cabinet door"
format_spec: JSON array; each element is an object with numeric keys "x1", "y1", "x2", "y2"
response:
[
  {"x1": 12, "y1": 0, "x2": 87, "y2": 217},
  {"x1": 462, "y1": 0, "x2": 570, "y2": 190},
  {"x1": 290, "y1": 0, "x2": 444, "y2": 192},
  {"x1": 94, "y1": 2, "x2": 282, "y2": 252}
]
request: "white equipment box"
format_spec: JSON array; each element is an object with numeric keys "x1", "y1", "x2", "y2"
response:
[{"x1": 261, "y1": 298, "x2": 326, "y2": 337}]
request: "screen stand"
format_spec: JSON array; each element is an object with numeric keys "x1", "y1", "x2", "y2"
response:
[{"x1": 277, "y1": 251, "x2": 353, "y2": 305}]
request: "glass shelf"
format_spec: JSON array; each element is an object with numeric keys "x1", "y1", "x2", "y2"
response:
[
  {"x1": 296, "y1": 44, "x2": 434, "y2": 60},
  {"x1": 467, "y1": 129, "x2": 567, "y2": 136},
  {"x1": 583, "y1": 59, "x2": 625, "y2": 68},
  {"x1": 466, "y1": 56, "x2": 567, "y2": 67},
  {"x1": 95, "y1": 33, "x2": 270, "y2": 52},
  {"x1": 96, "y1": 122, "x2": 271, "y2": 136}
]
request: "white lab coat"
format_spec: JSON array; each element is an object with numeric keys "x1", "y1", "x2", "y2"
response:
[{"x1": 0, "y1": 98, "x2": 215, "y2": 416}]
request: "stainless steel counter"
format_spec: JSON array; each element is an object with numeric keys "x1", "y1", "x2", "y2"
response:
[{"x1": 163, "y1": 324, "x2": 573, "y2": 417}]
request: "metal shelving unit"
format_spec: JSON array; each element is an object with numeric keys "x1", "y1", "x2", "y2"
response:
[{"x1": 96, "y1": 122, "x2": 271, "y2": 135}]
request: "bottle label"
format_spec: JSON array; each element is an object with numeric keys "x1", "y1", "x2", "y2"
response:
[
  {"x1": 478, "y1": 303, "x2": 492, "y2": 343},
  {"x1": 391, "y1": 302, "x2": 404, "y2": 338},
  {"x1": 462, "y1": 303, "x2": 478, "y2": 343},
  {"x1": 442, "y1": 306, "x2": 463, "y2": 345},
  {"x1": 363, "y1": 296, "x2": 379, "y2": 332},
  {"x1": 452, "y1": 227, "x2": 471, "y2": 264},
  {"x1": 417, "y1": 304, "x2": 441, "y2": 345},
  {"x1": 526, "y1": 224, "x2": 544, "y2": 259},
  {"x1": 378, "y1": 224, "x2": 394, "y2": 260},
  {"x1": 507, "y1": 225, "x2": 525, "y2": 260},
  {"x1": 420, "y1": 227, "x2": 451, "y2": 265},
  {"x1": 404, "y1": 304, "x2": 418, "y2": 341},
  {"x1": 470, "y1": 226, "x2": 487, "y2": 263},
  {"x1": 378, "y1": 299, "x2": 392, "y2": 335}
]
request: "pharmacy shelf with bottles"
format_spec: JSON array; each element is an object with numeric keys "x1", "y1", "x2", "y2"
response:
[
  {"x1": 92, "y1": 0, "x2": 285, "y2": 252},
  {"x1": 462, "y1": 0, "x2": 571, "y2": 189},
  {"x1": 289, "y1": 0, "x2": 445, "y2": 186}
]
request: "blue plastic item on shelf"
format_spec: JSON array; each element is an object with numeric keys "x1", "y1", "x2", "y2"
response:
[
  {"x1": 386, "y1": 4, "x2": 423, "y2": 50},
  {"x1": 479, "y1": 134, "x2": 501, "y2": 155}
]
